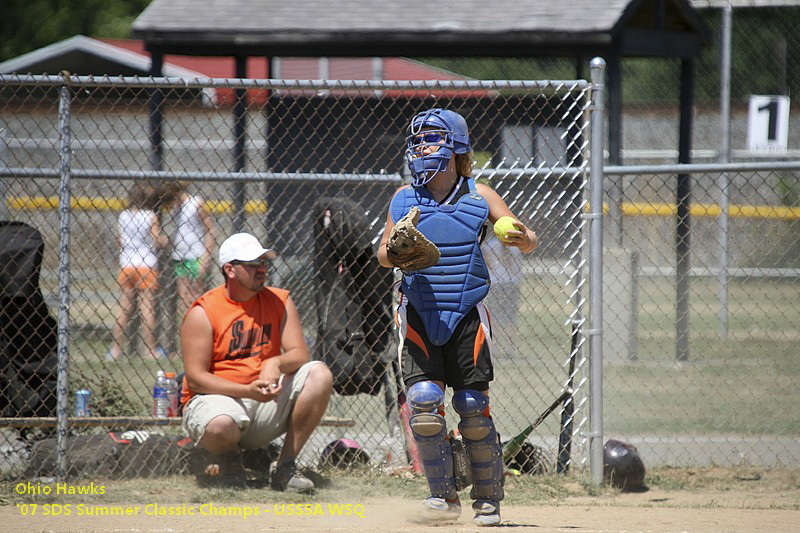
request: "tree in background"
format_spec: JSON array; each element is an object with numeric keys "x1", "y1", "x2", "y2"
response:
[
  {"x1": 2, "y1": 2, "x2": 798, "y2": 108},
  {"x1": 0, "y1": 0, "x2": 152, "y2": 62},
  {"x1": 419, "y1": 7, "x2": 800, "y2": 109}
]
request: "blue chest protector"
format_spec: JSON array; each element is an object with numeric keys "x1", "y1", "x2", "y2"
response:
[{"x1": 390, "y1": 178, "x2": 490, "y2": 345}]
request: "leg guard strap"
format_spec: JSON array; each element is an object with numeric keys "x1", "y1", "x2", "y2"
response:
[
  {"x1": 409, "y1": 413, "x2": 457, "y2": 500},
  {"x1": 408, "y1": 382, "x2": 457, "y2": 500},
  {"x1": 453, "y1": 390, "x2": 504, "y2": 502}
]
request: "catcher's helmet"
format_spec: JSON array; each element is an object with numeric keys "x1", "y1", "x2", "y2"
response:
[
  {"x1": 319, "y1": 438, "x2": 370, "y2": 469},
  {"x1": 603, "y1": 439, "x2": 646, "y2": 490},
  {"x1": 504, "y1": 442, "x2": 554, "y2": 475},
  {"x1": 405, "y1": 108, "x2": 471, "y2": 187}
]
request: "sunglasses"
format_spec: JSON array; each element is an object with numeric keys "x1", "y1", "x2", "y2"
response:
[
  {"x1": 411, "y1": 132, "x2": 445, "y2": 144},
  {"x1": 231, "y1": 258, "x2": 270, "y2": 268}
]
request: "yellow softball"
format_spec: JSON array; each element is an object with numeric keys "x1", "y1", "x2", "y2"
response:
[{"x1": 493, "y1": 216, "x2": 519, "y2": 243}]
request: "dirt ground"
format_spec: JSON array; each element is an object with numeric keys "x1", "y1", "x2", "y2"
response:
[
  {"x1": 3, "y1": 468, "x2": 798, "y2": 532},
  {"x1": 2, "y1": 497, "x2": 798, "y2": 533}
]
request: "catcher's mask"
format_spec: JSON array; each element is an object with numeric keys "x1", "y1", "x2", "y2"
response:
[
  {"x1": 405, "y1": 108, "x2": 471, "y2": 187},
  {"x1": 603, "y1": 439, "x2": 646, "y2": 491}
]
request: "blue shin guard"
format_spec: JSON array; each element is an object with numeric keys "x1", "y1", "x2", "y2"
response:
[
  {"x1": 453, "y1": 389, "x2": 504, "y2": 503},
  {"x1": 407, "y1": 382, "x2": 458, "y2": 501}
]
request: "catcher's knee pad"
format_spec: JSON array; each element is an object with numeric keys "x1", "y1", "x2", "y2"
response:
[
  {"x1": 453, "y1": 389, "x2": 504, "y2": 502},
  {"x1": 407, "y1": 382, "x2": 457, "y2": 500}
]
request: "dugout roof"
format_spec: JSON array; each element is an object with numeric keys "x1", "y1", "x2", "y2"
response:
[
  {"x1": 129, "y1": 0, "x2": 712, "y2": 181},
  {"x1": 131, "y1": 0, "x2": 709, "y2": 59}
]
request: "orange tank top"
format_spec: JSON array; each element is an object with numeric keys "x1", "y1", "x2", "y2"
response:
[{"x1": 181, "y1": 284, "x2": 289, "y2": 404}]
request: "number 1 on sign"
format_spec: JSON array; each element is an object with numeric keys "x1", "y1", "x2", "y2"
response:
[
  {"x1": 758, "y1": 99, "x2": 779, "y2": 141},
  {"x1": 747, "y1": 95, "x2": 790, "y2": 153}
]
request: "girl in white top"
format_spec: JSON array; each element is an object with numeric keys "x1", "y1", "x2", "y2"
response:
[
  {"x1": 118, "y1": 208, "x2": 159, "y2": 269},
  {"x1": 109, "y1": 183, "x2": 168, "y2": 361},
  {"x1": 163, "y1": 182, "x2": 215, "y2": 316}
]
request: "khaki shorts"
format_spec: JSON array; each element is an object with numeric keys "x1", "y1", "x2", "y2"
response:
[{"x1": 182, "y1": 361, "x2": 322, "y2": 450}]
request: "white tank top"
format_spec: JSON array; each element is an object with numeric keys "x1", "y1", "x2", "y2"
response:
[
  {"x1": 118, "y1": 209, "x2": 158, "y2": 268},
  {"x1": 171, "y1": 196, "x2": 206, "y2": 260}
]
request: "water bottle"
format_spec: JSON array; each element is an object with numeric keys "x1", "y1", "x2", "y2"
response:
[
  {"x1": 153, "y1": 370, "x2": 169, "y2": 418},
  {"x1": 75, "y1": 389, "x2": 91, "y2": 417},
  {"x1": 164, "y1": 371, "x2": 179, "y2": 417}
]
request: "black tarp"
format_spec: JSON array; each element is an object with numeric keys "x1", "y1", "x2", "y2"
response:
[
  {"x1": 312, "y1": 198, "x2": 394, "y2": 395},
  {"x1": 0, "y1": 221, "x2": 57, "y2": 417}
]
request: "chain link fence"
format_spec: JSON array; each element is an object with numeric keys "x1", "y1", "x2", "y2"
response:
[
  {"x1": 2, "y1": 65, "x2": 798, "y2": 483},
  {"x1": 0, "y1": 75, "x2": 593, "y2": 480},
  {"x1": 604, "y1": 161, "x2": 800, "y2": 467}
]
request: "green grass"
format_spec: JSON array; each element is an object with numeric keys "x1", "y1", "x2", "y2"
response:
[{"x1": 600, "y1": 276, "x2": 800, "y2": 435}]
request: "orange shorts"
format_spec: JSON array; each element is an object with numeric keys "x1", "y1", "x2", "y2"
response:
[{"x1": 118, "y1": 266, "x2": 159, "y2": 290}]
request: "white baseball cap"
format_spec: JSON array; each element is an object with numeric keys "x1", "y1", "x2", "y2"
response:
[{"x1": 218, "y1": 233, "x2": 278, "y2": 267}]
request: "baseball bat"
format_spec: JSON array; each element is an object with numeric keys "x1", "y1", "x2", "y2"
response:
[
  {"x1": 502, "y1": 388, "x2": 571, "y2": 464},
  {"x1": 393, "y1": 359, "x2": 422, "y2": 473},
  {"x1": 557, "y1": 321, "x2": 579, "y2": 473},
  {"x1": 398, "y1": 392, "x2": 423, "y2": 473}
]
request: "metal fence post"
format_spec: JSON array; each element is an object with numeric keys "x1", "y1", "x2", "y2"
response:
[
  {"x1": 0, "y1": 129, "x2": 7, "y2": 222},
  {"x1": 718, "y1": 4, "x2": 733, "y2": 340},
  {"x1": 233, "y1": 56, "x2": 248, "y2": 233},
  {"x1": 589, "y1": 58, "x2": 606, "y2": 485},
  {"x1": 56, "y1": 73, "x2": 73, "y2": 481},
  {"x1": 148, "y1": 52, "x2": 164, "y2": 172},
  {"x1": 628, "y1": 249, "x2": 639, "y2": 361},
  {"x1": 676, "y1": 59, "x2": 695, "y2": 363}
]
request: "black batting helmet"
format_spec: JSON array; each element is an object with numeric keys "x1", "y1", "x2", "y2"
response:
[{"x1": 603, "y1": 439, "x2": 646, "y2": 491}]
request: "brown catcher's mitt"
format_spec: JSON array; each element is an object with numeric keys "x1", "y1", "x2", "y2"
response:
[{"x1": 387, "y1": 207, "x2": 440, "y2": 271}]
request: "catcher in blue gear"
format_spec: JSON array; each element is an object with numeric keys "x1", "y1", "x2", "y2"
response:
[{"x1": 378, "y1": 108, "x2": 538, "y2": 526}]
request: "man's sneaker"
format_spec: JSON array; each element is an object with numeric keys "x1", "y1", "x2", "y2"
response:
[
  {"x1": 270, "y1": 459, "x2": 315, "y2": 494},
  {"x1": 472, "y1": 499, "x2": 501, "y2": 527},
  {"x1": 196, "y1": 452, "x2": 247, "y2": 489},
  {"x1": 420, "y1": 496, "x2": 461, "y2": 522}
]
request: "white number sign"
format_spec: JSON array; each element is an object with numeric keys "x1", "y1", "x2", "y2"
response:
[{"x1": 747, "y1": 95, "x2": 790, "y2": 153}]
